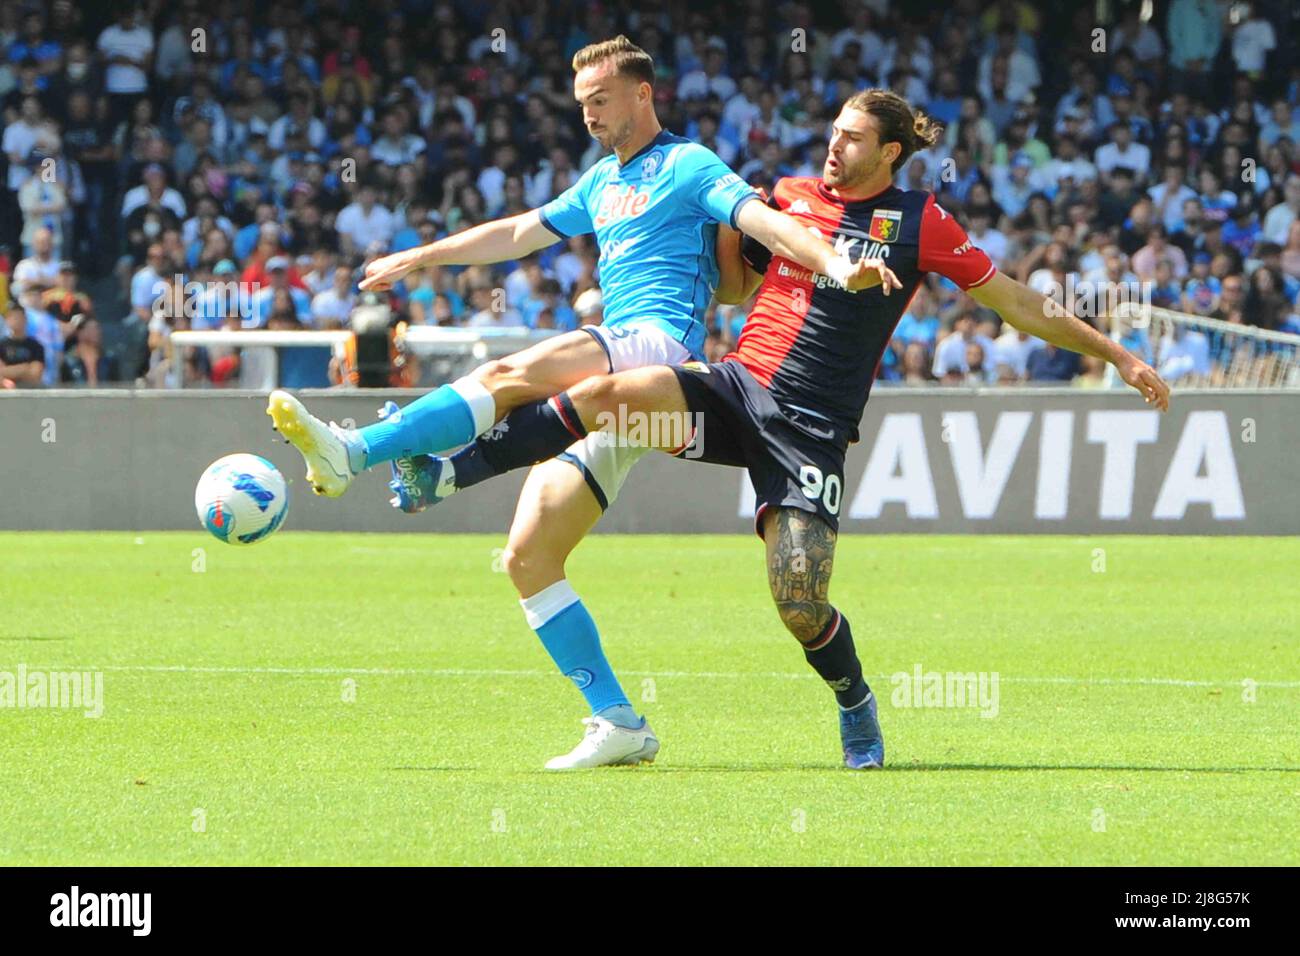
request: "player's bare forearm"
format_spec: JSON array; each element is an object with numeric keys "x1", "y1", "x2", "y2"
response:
[
  {"x1": 430, "y1": 213, "x2": 553, "y2": 265},
  {"x1": 973, "y1": 274, "x2": 1119, "y2": 361},
  {"x1": 360, "y1": 210, "x2": 558, "y2": 291},
  {"x1": 969, "y1": 272, "x2": 1170, "y2": 410},
  {"x1": 736, "y1": 201, "x2": 836, "y2": 277},
  {"x1": 374, "y1": 216, "x2": 528, "y2": 270},
  {"x1": 735, "y1": 201, "x2": 901, "y2": 295},
  {"x1": 714, "y1": 224, "x2": 746, "y2": 304},
  {"x1": 714, "y1": 224, "x2": 763, "y2": 304}
]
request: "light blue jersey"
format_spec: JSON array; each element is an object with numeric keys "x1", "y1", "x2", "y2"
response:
[
  {"x1": 539, "y1": 130, "x2": 757, "y2": 360},
  {"x1": 356, "y1": 132, "x2": 757, "y2": 471}
]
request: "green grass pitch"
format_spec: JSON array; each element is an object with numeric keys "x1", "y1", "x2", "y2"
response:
[{"x1": 2, "y1": 531, "x2": 1297, "y2": 866}]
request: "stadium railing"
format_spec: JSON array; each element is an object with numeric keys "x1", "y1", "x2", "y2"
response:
[
  {"x1": 168, "y1": 326, "x2": 560, "y2": 389},
  {"x1": 164, "y1": 311, "x2": 1300, "y2": 391},
  {"x1": 1106, "y1": 302, "x2": 1300, "y2": 389}
]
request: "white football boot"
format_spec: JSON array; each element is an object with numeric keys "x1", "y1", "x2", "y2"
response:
[
  {"x1": 544, "y1": 716, "x2": 660, "y2": 770},
  {"x1": 266, "y1": 390, "x2": 364, "y2": 497}
]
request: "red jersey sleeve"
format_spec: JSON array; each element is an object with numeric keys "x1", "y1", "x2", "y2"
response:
[{"x1": 916, "y1": 194, "x2": 997, "y2": 290}]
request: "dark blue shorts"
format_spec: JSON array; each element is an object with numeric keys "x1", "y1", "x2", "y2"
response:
[{"x1": 671, "y1": 359, "x2": 848, "y2": 536}]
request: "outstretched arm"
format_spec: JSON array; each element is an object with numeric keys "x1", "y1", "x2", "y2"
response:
[
  {"x1": 968, "y1": 272, "x2": 1171, "y2": 410},
  {"x1": 359, "y1": 210, "x2": 560, "y2": 291},
  {"x1": 735, "y1": 200, "x2": 901, "y2": 295}
]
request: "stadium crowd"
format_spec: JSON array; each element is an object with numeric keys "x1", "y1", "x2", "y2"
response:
[{"x1": 0, "y1": 0, "x2": 1298, "y2": 390}]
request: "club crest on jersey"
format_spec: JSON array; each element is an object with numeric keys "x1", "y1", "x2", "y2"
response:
[
  {"x1": 868, "y1": 209, "x2": 902, "y2": 243},
  {"x1": 640, "y1": 151, "x2": 662, "y2": 183}
]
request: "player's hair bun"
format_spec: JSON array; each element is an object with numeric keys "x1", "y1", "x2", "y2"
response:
[
  {"x1": 842, "y1": 89, "x2": 945, "y2": 172},
  {"x1": 912, "y1": 112, "x2": 944, "y2": 151}
]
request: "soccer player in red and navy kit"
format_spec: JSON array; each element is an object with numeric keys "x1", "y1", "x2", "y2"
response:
[{"x1": 399, "y1": 90, "x2": 1171, "y2": 769}]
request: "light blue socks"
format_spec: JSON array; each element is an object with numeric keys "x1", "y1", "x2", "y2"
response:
[
  {"x1": 521, "y1": 580, "x2": 641, "y2": 728},
  {"x1": 357, "y1": 376, "x2": 497, "y2": 467}
]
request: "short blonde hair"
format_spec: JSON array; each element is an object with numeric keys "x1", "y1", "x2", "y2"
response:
[{"x1": 571, "y1": 35, "x2": 655, "y2": 87}]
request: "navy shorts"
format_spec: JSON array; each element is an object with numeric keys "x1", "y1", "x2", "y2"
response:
[{"x1": 671, "y1": 359, "x2": 848, "y2": 535}]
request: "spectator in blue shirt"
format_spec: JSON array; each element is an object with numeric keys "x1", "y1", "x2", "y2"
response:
[
  {"x1": 926, "y1": 70, "x2": 963, "y2": 126},
  {"x1": 1222, "y1": 199, "x2": 1262, "y2": 257},
  {"x1": 1182, "y1": 253, "x2": 1222, "y2": 315},
  {"x1": 267, "y1": 311, "x2": 331, "y2": 388},
  {"x1": 893, "y1": 304, "x2": 941, "y2": 349},
  {"x1": 249, "y1": 257, "x2": 311, "y2": 328},
  {"x1": 8, "y1": 12, "x2": 62, "y2": 76},
  {"x1": 390, "y1": 203, "x2": 438, "y2": 254},
  {"x1": 521, "y1": 278, "x2": 577, "y2": 332},
  {"x1": 1027, "y1": 343, "x2": 1083, "y2": 382}
]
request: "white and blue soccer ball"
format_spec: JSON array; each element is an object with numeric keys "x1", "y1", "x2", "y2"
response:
[{"x1": 195, "y1": 454, "x2": 289, "y2": 545}]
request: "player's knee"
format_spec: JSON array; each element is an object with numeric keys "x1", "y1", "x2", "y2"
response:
[
  {"x1": 502, "y1": 543, "x2": 562, "y2": 594},
  {"x1": 471, "y1": 358, "x2": 516, "y2": 393},
  {"x1": 500, "y1": 543, "x2": 533, "y2": 582},
  {"x1": 775, "y1": 601, "x2": 833, "y2": 645},
  {"x1": 568, "y1": 374, "x2": 619, "y2": 416},
  {"x1": 501, "y1": 545, "x2": 534, "y2": 590},
  {"x1": 569, "y1": 377, "x2": 629, "y2": 429}
]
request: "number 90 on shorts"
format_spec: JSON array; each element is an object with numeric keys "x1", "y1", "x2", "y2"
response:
[{"x1": 799, "y1": 464, "x2": 843, "y2": 517}]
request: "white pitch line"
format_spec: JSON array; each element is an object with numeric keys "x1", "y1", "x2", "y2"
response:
[{"x1": 13, "y1": 663, "x2": 1300, "y2": 688}]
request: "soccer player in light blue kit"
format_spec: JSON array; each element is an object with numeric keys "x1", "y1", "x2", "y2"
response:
[{"x1": 268, "y1": 36, "x2": 894, "y2": 768}]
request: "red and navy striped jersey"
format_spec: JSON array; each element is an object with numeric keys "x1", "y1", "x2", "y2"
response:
[{"x1": 735, "y1": 178, "x2": 996, "y2": 443}]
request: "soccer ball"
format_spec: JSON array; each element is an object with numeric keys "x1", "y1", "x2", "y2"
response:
[{"x1": 195, "y1": 454, "x2": 289, "y2": 545}]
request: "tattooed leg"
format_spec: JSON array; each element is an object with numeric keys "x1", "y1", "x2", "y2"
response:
[
  {"x1": 762, "y1": 506, "x2": 872, "y2": 712},
  {"x1": 762, "y1": 506, "x2": 837, "y2": 645}
]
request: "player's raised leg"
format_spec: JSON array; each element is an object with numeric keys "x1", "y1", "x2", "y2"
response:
[
  {"x1": 761, "y1": 506, "x2": 883, "y2": 770},
  {"x1": 504, "y1": 457, "x2": 658, "y2": 770},
  {"x1": 268, "y1": 328, "x2": 610, "y2": 497},
  {"x1": 389, "y1": 365, "x2": 689, "y2": 511}
]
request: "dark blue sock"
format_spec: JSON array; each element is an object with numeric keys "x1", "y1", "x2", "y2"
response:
[
  {"x1": 803, "y1": 610, "x2": 871, "y2": 710},
  {"x1": 451, "y1": 392, "x2": 587, "y2": 490}
]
